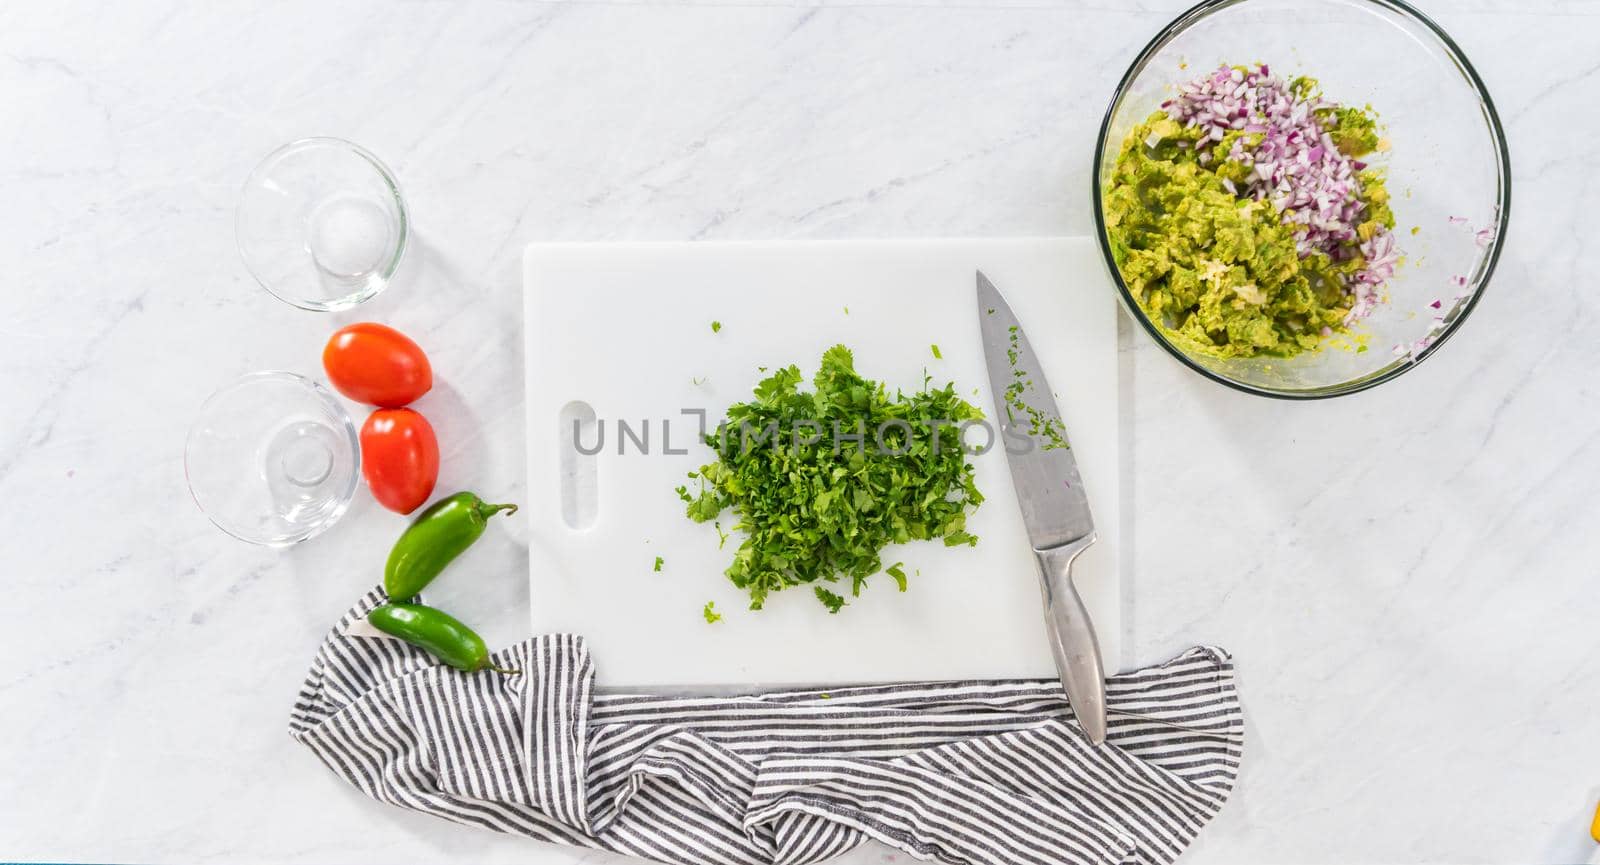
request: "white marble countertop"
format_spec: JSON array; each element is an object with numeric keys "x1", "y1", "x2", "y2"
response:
[{"x1": 3, "y1": 1, "x2": 1598, "y2": 863}]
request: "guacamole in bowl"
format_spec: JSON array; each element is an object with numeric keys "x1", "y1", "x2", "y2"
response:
[
  {"x1": 1105, "y1": 65, "x2": 1395, "y2": 360},
  {"x1": 1092, "y1": 0, "x2": 1510, "y2": 399}
]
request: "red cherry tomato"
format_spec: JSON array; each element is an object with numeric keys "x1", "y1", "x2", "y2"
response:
[
  {"x1": 360, "y1": 408, "x2": 439, "y2": 515},
  {"x1": 323, "y1": 322, "x2": 433, "y2": 408}
]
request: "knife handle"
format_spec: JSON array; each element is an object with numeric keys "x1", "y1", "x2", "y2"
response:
[{"x1": 1035, "y1": 540, "x2": 1108, "y2": 745}]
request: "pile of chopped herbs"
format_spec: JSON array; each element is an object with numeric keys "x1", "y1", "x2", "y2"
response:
[{"x1": 679, "y1": 345, "x2": 984, "y2": 613}]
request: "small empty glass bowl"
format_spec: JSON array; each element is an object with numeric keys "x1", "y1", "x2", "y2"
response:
[
  {"x1": 185, "y1": 372, "x2": 361, "y2": 546},
  {"x1": 237, "y1": 138, "x2": 408, "y2": 311},
  {"x1": 1093, "y1": 0, "x2": 1510, "y2": 398}
]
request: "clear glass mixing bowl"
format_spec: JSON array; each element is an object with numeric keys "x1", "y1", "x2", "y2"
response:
[
  {"x1": 237, "y1": 138, "x2": 408, "y2": 312},
  {"x1": 1092, "y1": 0, "x2": 1510, "y2": 398},
  {"x1": 185, "y1": 372, "x2": 361, "y2": 546}
]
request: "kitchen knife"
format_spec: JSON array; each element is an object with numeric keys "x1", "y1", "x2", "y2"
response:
[{"x1": 976, "y1": 271, "x2": 1108, "y2": 745}]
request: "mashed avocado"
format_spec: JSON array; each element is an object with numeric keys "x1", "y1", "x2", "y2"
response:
[{"x1": 1105, "y1": 66, "x2": 1394, "y2": 359}]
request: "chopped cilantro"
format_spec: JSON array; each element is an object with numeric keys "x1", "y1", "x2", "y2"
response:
[
  {"x1": 886, "y1": 562, "x2": 907, "y2": 592},
  {"x1": 702, "y1": 601, "x2": 722, "y2": 623},
  {"x1": 943, "y1": 530, "x2": 977, "y2": 546},
  {"x1": 682, "y1": 344, "x2": 984, "y2": 612},
  {"x1": 815, "y1": 587, "x2": 846, "y2": 613},
  {"x1": 1003, "y1": 324, "x2": 1069, "y2": 451},
  {"x1": 653, "y1": 556, "x2": 664, "y2": 572},
  {"x1": 711, "y1": 321, "x2": 722, "y2": 333},
  {"x1": 930, "y1": 344, "x2": 942, "y2": 360}
]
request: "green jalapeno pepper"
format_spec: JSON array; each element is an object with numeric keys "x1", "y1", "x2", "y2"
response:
[
  {"x1": 367, "y1": 603, "x2": 517, "y2": 674},
  {"x1": 384, "y1": 491, "x2": 517, "y2": 600}
]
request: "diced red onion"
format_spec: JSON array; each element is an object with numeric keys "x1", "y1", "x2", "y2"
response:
[{"x1": 1162, "y1": 63, "x2": 1399, "y2": 326}]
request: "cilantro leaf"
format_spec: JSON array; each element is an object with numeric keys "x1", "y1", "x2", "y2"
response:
[
  {"x1": 653, "y1": 556, "x2": 664, "y2": 572},
  {"x1": 815, "y1": 587, "x2": 846, "y2": 613},
  {"x1": 711, "y1": 321, "x2": 722, "y2": 333},
  {"x1": 702, "y1": 601, "x2": 722, "y2": 623}
]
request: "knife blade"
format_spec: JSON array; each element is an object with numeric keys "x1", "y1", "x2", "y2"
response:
[{"x1": 976, "y1": 270, "x2": 1108, "y2": 745}]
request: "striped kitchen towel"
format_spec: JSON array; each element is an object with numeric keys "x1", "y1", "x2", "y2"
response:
[{"x1": 290, "y1": 590, "x2": 1242, "y2": 865}]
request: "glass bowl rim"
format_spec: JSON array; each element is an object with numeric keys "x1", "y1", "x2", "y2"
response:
[
  {"x1": 183, "y1": 369, "x2": 362, "y2": 546},
  {"x1": 235, "y1": 136, "x2": 410, "y2": 313},
  {"x1": 1090, "y1": 0, "x2": 1512, "y2": 400}
]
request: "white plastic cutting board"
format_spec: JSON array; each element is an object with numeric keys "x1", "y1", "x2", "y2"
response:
[{"x1": 524, "y1": 239, "x2": 1119, "y2": 688}]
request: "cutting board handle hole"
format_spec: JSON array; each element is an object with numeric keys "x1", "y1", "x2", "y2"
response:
[{"x1": 558, "y1": 400, "x2": 600, "y2": 530}]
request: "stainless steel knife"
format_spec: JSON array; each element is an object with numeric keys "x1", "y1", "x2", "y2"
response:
[{"x1": 976, "y1": 270, "x2": 1108, "y2": 745}]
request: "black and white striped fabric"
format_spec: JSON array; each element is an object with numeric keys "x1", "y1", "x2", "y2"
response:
[{"x1": 291, "y1": 590, "x2": 1242, "y2": 865}]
